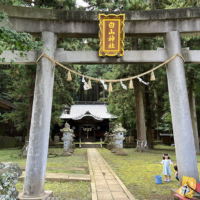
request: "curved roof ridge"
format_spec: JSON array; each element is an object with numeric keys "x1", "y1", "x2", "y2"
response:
[{"x1": 72, "y1": 110, "x2": 103, "y2": 121}]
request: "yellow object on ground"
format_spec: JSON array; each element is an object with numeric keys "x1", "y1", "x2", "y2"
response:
[{"x1": 177, "y1": 176, "x2": 196, "y2": 198}]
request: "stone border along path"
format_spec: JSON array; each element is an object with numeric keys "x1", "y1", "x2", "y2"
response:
[
  {"x1": 87, "y1": 149, "x2": 136, "y2": 200},
  {"x1": 19, "y1": 166, "x2": 86, "y2": 171},
  {"x1": 18, "y1": 172, "x2": 90, "y2": 182}
]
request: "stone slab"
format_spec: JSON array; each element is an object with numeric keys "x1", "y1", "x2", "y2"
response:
[
  {"x1": 97, "y1": 192, "x2": 113, "y2": 200},
  {"x1": 111, "y1": 192, "x2": 128, "y2": 199},
  {"x1": 94, "y1": 177, "x2": 104, "y2": 180},
  {"x1": 18, "y1": 191, "x2": 53, "y2": 200},
  {"x1": 95, "y1": 180, "x2": 107, "y2": 184},
  {"x1": 105, "y1": 176, "x2": 116, "y2": 180},
  {"x1": 109, "y1": 184, "x2": 124, "y2": 192},
  {"x1": 18, "y1": 172, "x2": 90, "y2": 182},
  {"x1": 93, "y1": 172, "x2": 103, "y2": 176},
  {"x1": 103, "y1": 173, "x2": 113, "y2": 176},
  {"x1": 101, "y1": 170, "x2": 110, "y2": 172},
  {"x1": 96, "y1": 185, "x2": 110, "y2": 192},
  {"x1": 107, "y1": 180, "x2": 120, "y2": 185},
  {"x1": 96, "y1": 182, "x2": 108, "y2": 186},
  {"x1": 19, "y1": 166, "x2": 86, "y2": 171}
]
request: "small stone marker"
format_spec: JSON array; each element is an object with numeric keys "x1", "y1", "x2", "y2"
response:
[{"x1": 54, "y1": 136, "x2": 59, "y2": 143}]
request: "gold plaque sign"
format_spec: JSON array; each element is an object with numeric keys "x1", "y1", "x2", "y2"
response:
[{"x1": 99, "y1": 14, "x2": 125, "y2": 57}]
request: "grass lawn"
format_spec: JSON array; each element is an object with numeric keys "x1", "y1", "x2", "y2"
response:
[
  {"x1": 0, "y1": 148, "x2": 89, "y2": 174},
  {"x1": 16, "y1": 181, "x2": 91, "y2": 200},
  {"x1": 98, "y1": 146, "x2": 200, "y2": 200},
  {"x1": 154, "y1": 144, "x2": 175, "y2": 150},
  {"x1": 1, "y1": 148, "x2": 91, "y2": 199}
]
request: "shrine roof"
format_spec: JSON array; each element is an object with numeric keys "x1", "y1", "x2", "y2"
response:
[{"x1": 60, "y1": 102, "x2": 117, "y2": 120}]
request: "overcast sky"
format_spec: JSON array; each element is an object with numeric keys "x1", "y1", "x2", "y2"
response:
[{"x1": 76, "y1": 0, "x2": 89, "y2": 7}]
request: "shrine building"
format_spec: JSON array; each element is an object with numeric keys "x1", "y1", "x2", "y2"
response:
[{"x1": 60, "y1": 101, "x2": 116, "y2": 142}]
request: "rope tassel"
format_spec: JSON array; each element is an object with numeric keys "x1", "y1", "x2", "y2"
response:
[
  {"x1": 67, "y1": 71, "x2": 72, "y2": 81},
  {"x1": 88, "y1": 79, "x2": 92, "y2": 89},
  {"x1": 150, "y1": 71, "x2": 155, "y2": 81},
  {"x1": 129, "y1": 79, "x2": 133, "y2": 89},
  {"x1": 108, "y1": 82, "x2": 112, "y2": 93}
]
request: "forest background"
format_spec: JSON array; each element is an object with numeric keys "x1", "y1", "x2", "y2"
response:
[{"x1": 0, "y1": 0, "x2": 200, "y2": 149}]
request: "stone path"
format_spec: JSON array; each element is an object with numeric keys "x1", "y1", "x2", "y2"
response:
[{"x1": 87, "y1": 149, "x2": 136, "y2": 200}]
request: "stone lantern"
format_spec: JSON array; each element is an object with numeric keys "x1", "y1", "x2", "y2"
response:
[
  {"x1": 70, "y1": 133, "x2": 76, "y2": 150},
  {"x1": 60, "y1": 122, "x2": 74, "y2": 156},
  {"x1": 112, "y1": 124, "x2": 127, "y2": 156},
  {"x1": 111, "y1": 133, "x2": 118, "y2": 153},
  {"x1": 104, "y1": 131, "x2": 109, "y2": 143},
  {"x1": 107, "y1": 133, "x2": 114, "y2": 150}
]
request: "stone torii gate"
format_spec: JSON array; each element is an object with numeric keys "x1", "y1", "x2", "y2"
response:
[{"x1": 1, "y1": 5, "x2": 200, "y2": 199}]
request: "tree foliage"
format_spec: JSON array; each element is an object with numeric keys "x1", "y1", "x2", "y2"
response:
[
  {"x1": 0, "y1": 0, "x2": 79, "y2": 137},
  {"x1": 0, "y1": 11, "x2": 43, "y2": 58},
  {"x1": 1, "y1": 0, "x2": 200, "y2": 144}
]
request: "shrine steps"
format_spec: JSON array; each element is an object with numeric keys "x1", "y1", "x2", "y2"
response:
[{"x1": 80, "y1": 143, "x2": 102, "y2": 148}]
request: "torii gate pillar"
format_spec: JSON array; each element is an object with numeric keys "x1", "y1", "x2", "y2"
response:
[
  {"x1": 20, "y1": 31, "x2": 56, "y2": 199},
  {"x1": 164, "y1": 31, "x2": 199, "y2": 183}
]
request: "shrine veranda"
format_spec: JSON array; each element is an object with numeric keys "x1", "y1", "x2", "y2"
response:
[{"x1": 0, "y1": 4, "x2": 200, "y2": 199}]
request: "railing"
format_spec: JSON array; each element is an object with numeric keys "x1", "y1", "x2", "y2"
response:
[
  {"x1": 79, "y1": 138, "x2": 81, "y2": 148},
  {"x1": 160, "y1": 133, "x2": 173, "y2": 137}
]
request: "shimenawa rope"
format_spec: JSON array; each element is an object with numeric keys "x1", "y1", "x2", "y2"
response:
[{"x1": 36, "y1": 53, "x2": 185, "y2": 83}]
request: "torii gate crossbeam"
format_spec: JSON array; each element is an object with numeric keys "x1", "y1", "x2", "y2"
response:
[{"x1": 1, "y1": 49, "x2": 200, "y2": 65}]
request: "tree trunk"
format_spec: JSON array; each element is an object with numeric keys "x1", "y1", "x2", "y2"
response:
[
  {"x1": 26, "y1": 69, "x2": 35, "y2": 141},
  {"x1": 80, "y1": 82, "x2": 84, "y2": 101},
  {"x1": 103, "y1": 88, "x2": 105, "y2": 99},
  {"x1": 153, "y1": 89, "x2": 160, "y2": 140},
  {"x1": 145, "y1": 85, "x2": 154, "y2": 149},
  {"x1": 189, "y1": 70, "x2": 199, "y2": 153},
  {"x1": 133, "y1": 79, "x2": 148, "y2": 151},
  {"x1": 132, "y1": 38, "x2": 147, "y2": 151},
  {"x1": 96, "y1": 82, "x2": 99, "y2": 100}
]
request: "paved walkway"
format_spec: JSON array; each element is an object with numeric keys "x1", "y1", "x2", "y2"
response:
[{"x1": 88, "y1": 149, "x2": 136, "y2": 200}]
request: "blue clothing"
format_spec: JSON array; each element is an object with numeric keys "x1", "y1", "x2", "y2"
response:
[{"x1": 161, "y1": 160, "x2": 172, "y2": 175}]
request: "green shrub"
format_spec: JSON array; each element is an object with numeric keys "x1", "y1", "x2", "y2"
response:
[{"x1": 0, "y1": 137, "x2": 17, "y2": 149}]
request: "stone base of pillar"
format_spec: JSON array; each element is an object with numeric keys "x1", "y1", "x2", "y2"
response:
[
  {"x1": 69, "y1": 149, "x2": 73, "y2": 153},
  {"x1": 115, "y1": 148, "x2": 127, "y2": 156},
  {"x1": 107, "y1": 144, "x2": 114, "y2": 150},
  {"x1": 25, "y1": 136, "x2": 29, "y2": 142},
  {"x1": 111, "y1": 148, "x2": 117, "y2": 153},
  {"x1": 22, "y1": 149, "x2": 28, "y2": 158},
  {"x1": 60, "y1": 150, "x2": 71, "y2": 156},
  {"x1": 19, "y1": 190, "x2": 53, "y2": 200},
  {"x1": 71, "y1": 144, "x2": 75, "y2": 149},
  {"x1": 104, "y1": 137, "x2": 109, "y2": 143}
]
